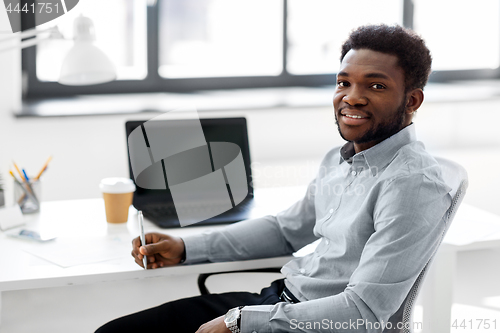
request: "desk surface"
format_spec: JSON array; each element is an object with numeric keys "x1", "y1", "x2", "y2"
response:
[
  {"x1": 2, "y1": 186, "x2": 500, "y2": 293},
  {"x1": 0, "y1": 187, "x2": 305, "y2": 292}
]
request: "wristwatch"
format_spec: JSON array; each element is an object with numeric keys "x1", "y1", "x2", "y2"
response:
[{"x1": 224, "y1": 306, "x2": 243, "y2": 333}]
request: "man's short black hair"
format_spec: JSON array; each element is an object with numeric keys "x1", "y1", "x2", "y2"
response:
[{"x1": 340, "y1": 24, "x2": 432, "y2": 92}]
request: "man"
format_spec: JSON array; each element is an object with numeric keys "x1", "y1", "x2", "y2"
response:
[{"x1": 96, "y1": 24, "x2": 451, "y2": 333}]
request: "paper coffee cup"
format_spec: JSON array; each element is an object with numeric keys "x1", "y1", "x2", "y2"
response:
[{"x1": 99, "y1": 178, "x2": 136, "y2": 223}]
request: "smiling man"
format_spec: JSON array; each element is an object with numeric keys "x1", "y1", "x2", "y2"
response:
[
  {"x1": 335, "y1": 49, "x2": 416, "y2": 152},
  {"x1": 96, "y1": 25, "x2": 452, "y2": 333},
  {"x1": 334, "y1": 27, "x2": 428, "y2": 154}
]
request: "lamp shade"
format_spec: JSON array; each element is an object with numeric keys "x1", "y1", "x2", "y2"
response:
[
  {"x1": 59, "y1": 41, "x2": 116, "y2": 85},
  {"x1": 58, "y1": 15, "x2": 116, "y2": 86}
]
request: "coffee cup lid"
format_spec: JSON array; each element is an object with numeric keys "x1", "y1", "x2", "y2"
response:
[{"x1": 99, "y1": 178, "x2": 136, "y2": 194}]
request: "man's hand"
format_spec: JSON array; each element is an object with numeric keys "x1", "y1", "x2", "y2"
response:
[
  {"x1": 131, "y1": 232, "x2": 185, "y2": 269},
  {"x1": 196, "y1": 316, "x2": 231, "y2": 333}
]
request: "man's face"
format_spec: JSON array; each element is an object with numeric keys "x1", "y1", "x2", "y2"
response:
[{"x1": 333, "y1": 48, "x2": 412, "y2": 153}]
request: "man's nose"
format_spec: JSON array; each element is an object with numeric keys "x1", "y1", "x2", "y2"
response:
[{"x1": 342, "y1": 86, "x2": 367, "y2": 106}]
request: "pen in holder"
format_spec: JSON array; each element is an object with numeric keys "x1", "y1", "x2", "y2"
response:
[{"x1": 13, "y1": 178, "x2": 41, "y2": 214}]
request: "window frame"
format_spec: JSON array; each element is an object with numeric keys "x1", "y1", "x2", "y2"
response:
[{"x1": 22, "y1": 0, "x2": 500, "y2": 101}]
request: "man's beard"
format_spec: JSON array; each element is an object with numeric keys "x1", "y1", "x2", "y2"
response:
[{"x1": 335, "y1": 98, "x2": 407, "y2": 144}]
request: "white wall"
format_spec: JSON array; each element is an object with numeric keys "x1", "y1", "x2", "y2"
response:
[{"x1": 1, "y1": 12, "x2": 500, "y2": 216}]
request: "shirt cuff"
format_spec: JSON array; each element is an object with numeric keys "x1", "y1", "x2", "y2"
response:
[
  {"x1": 240, "y1": 305, "x2": 273, "y2": 333},
  {"x1": 181, "y1": 232, "x2": 210, "y2": 264}
]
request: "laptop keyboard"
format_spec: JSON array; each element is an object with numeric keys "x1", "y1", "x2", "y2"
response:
[
  {"x1": 143, "y1": 199, "x2": 254, "y2": 220},
  {"x1": 143, "y1": 203, "x2": 177, "y2": 218}
]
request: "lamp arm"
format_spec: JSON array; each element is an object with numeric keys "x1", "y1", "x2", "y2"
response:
[{"x1": 0, "y1": 26, "x2": 60, "y2": 52}]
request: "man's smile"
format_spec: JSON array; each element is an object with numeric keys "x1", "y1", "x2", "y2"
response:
[{"x1": 339, "y1": 108, "x2": 371, "y2": 126}]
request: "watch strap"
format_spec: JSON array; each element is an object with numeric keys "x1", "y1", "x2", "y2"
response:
[
  {"x1": 225, "y1": 306, "x2": 244, "y2": 333},
  {"x1": 236, "y1": 306, "x2": 244, "y2": 330},
  {"x1": 227, "y1": 321, "x2": 240, "y2": 333},
  {"x1": 179, "y1": 249, "x2": 186, "y2": 264}
]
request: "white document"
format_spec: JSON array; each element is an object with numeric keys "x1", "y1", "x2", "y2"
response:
[{"x1": 23, "y1": 236, "x2": 131, "y2": 268}]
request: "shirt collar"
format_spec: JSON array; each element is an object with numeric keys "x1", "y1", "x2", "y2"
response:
[{"x1": 339, "y1": 123, "x2": 417, "y2": 175}]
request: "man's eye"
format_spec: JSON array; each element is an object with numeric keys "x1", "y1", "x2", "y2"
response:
[
  {"x1": 371, "y1": 83, "x2": 386, "y2": 89},
  {"x1": 337, "y1": 81, "x2": 349, "y2": 87}
]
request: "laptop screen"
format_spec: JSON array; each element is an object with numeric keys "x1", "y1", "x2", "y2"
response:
[{"x1": 125, "y1": 117, "x2": 253, "y2": 209}]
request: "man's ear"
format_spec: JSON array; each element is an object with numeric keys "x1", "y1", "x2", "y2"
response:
[{"x1": 405, "y1": 88, "x2": 424, "y2": 114}]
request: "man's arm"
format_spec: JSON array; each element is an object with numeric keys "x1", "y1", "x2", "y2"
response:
[
  {"x1": 130, "y1": 178, "x2": 319, "y2": 268},
  {"x1": 182, "y1": 178, "x2": 319, "y2": 264},
  {"x1": 239, "y1": 173, "x2": 452, "y2": 333}
]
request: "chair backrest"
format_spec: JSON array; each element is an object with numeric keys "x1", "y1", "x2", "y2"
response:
[{"x1": 382, "y1": 157, "x2": 468, "y2": 333}]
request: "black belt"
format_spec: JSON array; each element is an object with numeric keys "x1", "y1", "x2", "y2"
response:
[{"x1": 280, "y1": 286, "x2": 300, "y2": 304}]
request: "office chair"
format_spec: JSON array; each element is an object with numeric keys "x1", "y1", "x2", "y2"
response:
[{"x1": 197, "y1": 157, "x2": 468, "y2": 333}]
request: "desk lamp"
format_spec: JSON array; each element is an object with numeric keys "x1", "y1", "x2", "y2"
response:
[{"x1": 0, "y1": 15, "x2": 116, "y2": 86}]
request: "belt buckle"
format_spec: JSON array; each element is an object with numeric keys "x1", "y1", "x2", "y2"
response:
[{"x1": 280, "y1": 290, "x2": 295, "y2": 304}]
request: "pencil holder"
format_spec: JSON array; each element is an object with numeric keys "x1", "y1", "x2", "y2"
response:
[{"x1": 13, "y1": 179, "x2": 41, "y2": 214}]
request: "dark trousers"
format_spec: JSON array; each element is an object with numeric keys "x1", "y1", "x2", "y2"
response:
[{"x1": 95, "y1": 279, "x2": 291, "y2": 333}]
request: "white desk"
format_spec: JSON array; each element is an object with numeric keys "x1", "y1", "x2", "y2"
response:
[
  {"x1": 420, "y1": 205, "x2": 500, "y2": 333},
  {"x1": 1, "y1": 187, "x2": 500, "y2": 333},
  {"x1": 0, "y1": 187, "x2": 302, "y2": 331}
]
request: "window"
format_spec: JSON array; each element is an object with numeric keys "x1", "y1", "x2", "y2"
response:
[
  {"x1": 36, "y1": 0, "x2": 147, "y2": 82},
  {"x1": 413, "y1": 0, "x2": 500, "y2": 71},
  {"x1": 158, "y1": 0, "x2": 283, "y2": 78},
  {"x1": 22, "y1": 0, "x2": 500, "y2": 100},
  {"x1": 287, "y1": 0, "x2": 403, "y2": 75}
]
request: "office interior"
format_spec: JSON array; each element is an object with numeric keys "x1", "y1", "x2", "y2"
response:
[{"x1": 1, "y1": 1, "x2": 500, "y2": 332}]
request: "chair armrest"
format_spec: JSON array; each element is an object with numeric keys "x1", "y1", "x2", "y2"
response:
[{"x1": 198, "y1": 268, "x2": 282, "y2": 295}]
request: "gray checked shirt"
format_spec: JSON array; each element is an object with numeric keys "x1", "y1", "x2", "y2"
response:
[{"x1": 182, "y1": 124, "x2": 452, "y2": 333}]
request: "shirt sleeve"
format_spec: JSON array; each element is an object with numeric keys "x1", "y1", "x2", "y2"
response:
[
  {"x1": 241, "y1": 291, "x2": 374, "y2": 333},
  {"x1": 182, "y1": 178, "x2": 318, "y2": 264},
  {"x1": 240, "y1": 173, "x2": 452, "y2": 333}
]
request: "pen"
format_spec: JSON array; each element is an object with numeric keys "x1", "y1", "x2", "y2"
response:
[
  {"x1": 12, "y1": 161, "x2": 26, "y2": 182},
  {"x1": 21, "y1": 168, "x2": 39, "y2": 205},
  {"x1": 22, "y1": 169, "x2": 29, "y2": 182},
  {"x1": 9, "y1": 170, "x2": 29, "y2": 204},
  {"x1": 35, "y1": 156, "x2": 52, "y2": 180},
  {"x1": 138, "y1": 211, "x2": 147, "y2": 270}
]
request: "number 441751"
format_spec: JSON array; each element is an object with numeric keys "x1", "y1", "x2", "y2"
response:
[{"x1": 452, "y1": 319, "x2": 497, "y2": 330}]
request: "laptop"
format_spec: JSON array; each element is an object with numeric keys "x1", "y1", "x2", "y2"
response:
[{"x1": 125, "y1": 117, "x2": 256, "y2": 228}]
